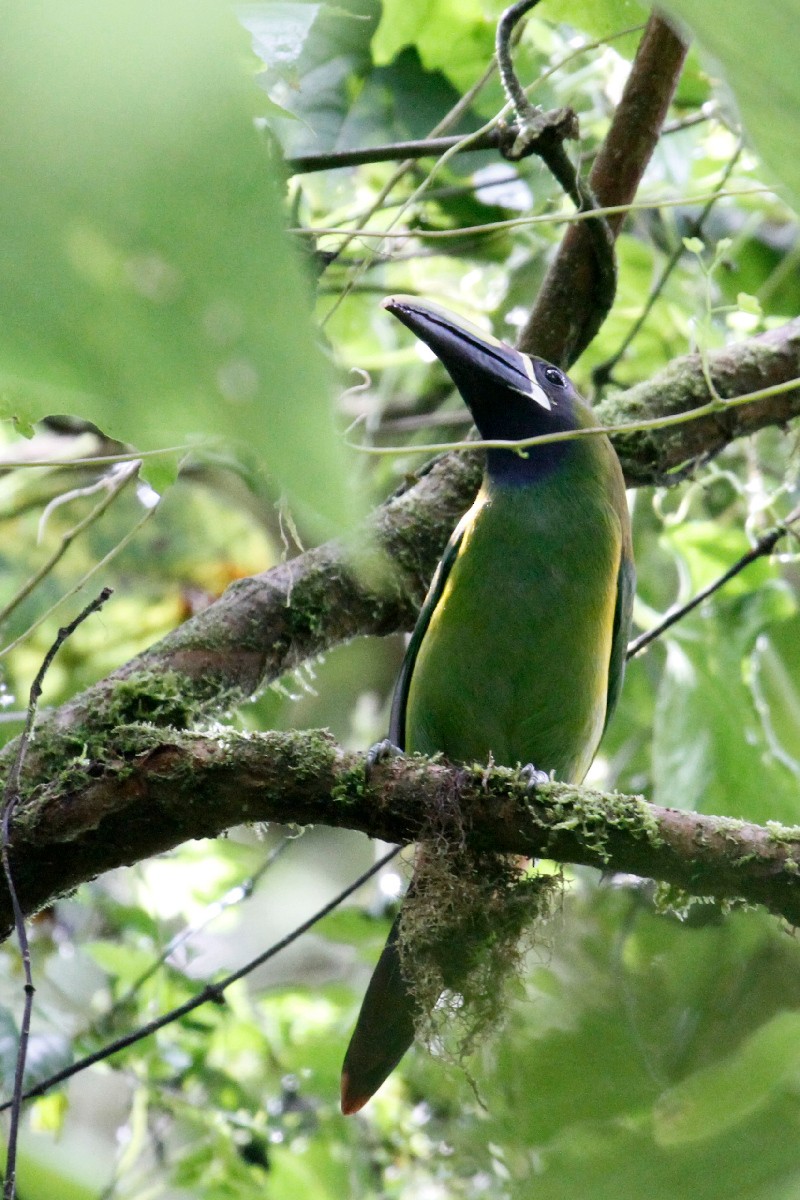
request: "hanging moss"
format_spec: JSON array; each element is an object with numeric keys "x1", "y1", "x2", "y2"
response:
[{"x1": 396, "y1": 783, "x2": 561, "y2": 1064}]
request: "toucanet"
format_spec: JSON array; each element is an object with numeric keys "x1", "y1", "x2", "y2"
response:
[{"x1": 340, "y1": 296, "x2": 635, "y2": 1115}]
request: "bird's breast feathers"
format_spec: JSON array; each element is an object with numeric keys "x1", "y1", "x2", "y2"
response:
[{"x1": 404, "y1": 461, "x2": 625, "y2": 783}]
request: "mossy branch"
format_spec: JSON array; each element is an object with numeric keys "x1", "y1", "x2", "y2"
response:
[
  {"x1": 1, "y1": 317, "x2": 797, "y2": 795},
  {"x1": 601, "y1": 317, "x2": 800, "y2": 484},
  {"x1": 3, "y1": 725, "x2": 800, "y2": 935},
  {"x1": 0, "y1": 329, "x2": 796, "y2": 931}
]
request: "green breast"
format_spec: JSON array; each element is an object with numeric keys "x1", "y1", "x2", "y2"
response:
[{"x1": 404, "y1": 442, "x2": 626, "y2": 784}]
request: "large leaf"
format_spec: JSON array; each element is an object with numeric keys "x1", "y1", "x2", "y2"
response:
[
  {"x1": 0, "y1": 0, "x2": 357, "y2": 532},
  {"x1": 374, "y1": 0, "x2": 494, "y2": 93},
  {"x1": 654, "y1": 1012, "x2": 800, "y2": 1146},
  {"x1": 751, "y1": 617, "x2": 800, "y2": 779},
  {"x1": 239, "y1": 2, "x2": 323, "y2": 71},
  {"x1": 651, "y1": 608, "x2": 800, "y2": 824},
  {"x1": 659, "y1": 0, "x2": 800, "y2": 209},
  {"x1": 650, "y1": 521, "x2": 800, "y2": 823},
  {"x1": 254, "y1": 0, "x2": 380, "y2": 155},
  {"x1": 473, "y1": 893, "x2": 800, "y2": 1200}
]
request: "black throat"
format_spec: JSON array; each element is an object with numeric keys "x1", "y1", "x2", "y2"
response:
[
  {"x1": 481, "y1": 393, "x2": 579, "y2": 486},
  {"x1": 485, "y1": 436, "x2": 573, "y2": 485}
]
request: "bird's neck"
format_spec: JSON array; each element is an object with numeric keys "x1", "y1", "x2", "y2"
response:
[
  {"x1": 482, "y1": 395, "x2": 599, "y2": 487},
  {"x1": 484, "y1": 438, "x2": 570, "y2": 486}
]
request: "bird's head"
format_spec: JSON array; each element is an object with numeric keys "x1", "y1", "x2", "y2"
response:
[{"x1": 383, "y1": 295, "x2": 586, "y2": 483}]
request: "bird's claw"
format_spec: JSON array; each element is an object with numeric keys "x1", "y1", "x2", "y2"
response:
[
  {"x1": 520, "y1": 763, "x2": 550, "y2": 792},
  {"x1": 365, "y1": 738, "x2": 402, "y2": 780}
]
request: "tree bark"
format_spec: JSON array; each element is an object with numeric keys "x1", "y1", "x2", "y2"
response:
[
  {"x1": 4, "y1": 726, "x2": 800, "y2": 935},
  {"x1": 1, "y1": 13, "x2": 799, "y2": 941},
  {"x1": 3, "y1": 319, "x2": 796, "y2": 779},
  {"x1": 518, "y1": 13, "x2": 690, "y2": 365}
]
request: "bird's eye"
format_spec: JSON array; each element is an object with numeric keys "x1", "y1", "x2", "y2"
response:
[{"x1": 544, "y1": 367, "x2": 566, "y2": 387}]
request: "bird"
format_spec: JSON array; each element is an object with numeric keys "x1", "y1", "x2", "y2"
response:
[{"x1": 340, "y1": 295, "x2": 635, "y2": 1115}]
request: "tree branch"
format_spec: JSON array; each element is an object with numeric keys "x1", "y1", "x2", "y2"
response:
[
  {"x1": 0, "y1": 328, "x2": 796, "y2": 936},
  {"x1": 518, "y1": 13, "x2": 690, "y2": 366},
  {"x1": 1, "y1": 321, "x2": 798, "y2": 804},
  {"x1": 495, "y1": 0, "x2": 617, "y2": 337},
  {"x1": 286, "y1": 130, "x2": 508, "y2": 175},
  {"x1": 4, "y1": 726, "x2": 800, "y2": 934},
  {"x1": 285, "y1": 89, "x2": 710, "y2": 178},
  {"x1": 603, "y1": 319, "x2": 800, "y2": 484}
]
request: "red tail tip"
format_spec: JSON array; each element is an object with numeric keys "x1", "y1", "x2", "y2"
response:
[{"x1": 340, "y1": 1071, "x2": 370, "y2": 1116}]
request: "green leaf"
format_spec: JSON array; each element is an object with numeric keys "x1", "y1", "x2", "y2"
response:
[
  {"x1": 658, "y1": 0, "x2": 800, "y2": 209},
  {"x1": 374, "y1": 0, "x2": 494, "y2": 93},
  {"x1": 0, "y1": 0, "x2": 359, "y2": 534},
  {"x1": 521, "y1": 0, "x2": 649, "y2": 41},
  {"x1": 651, "y1": 521, "x2": 800, "y2": 821},
  {"x1": 313, "y1": 906, "x2": 393, "y2": 948},
  {"x1": 85, "y1": 940, "x2": 162, "y2": 985},
  {"x1": 473, "y1": 895, "x2": 800, "y2": 1200},
  {"x1": 654, "y1": 1012, "x2": 800, "y2": 1146},
  {"x1": 16, "y1": 1139, "x2": 104, "y2": 1200},
  {"x1": 737, "y1": 291, "x2": 763, "y2": 317},
  {"x1": 751, "y1": 617, "x2": 800, "y2": 780},
  {"x1": 666, "y1": 521, "x2": 775, "y2": 598},
  {"x1": 652, "y1": 630, "x2": 800, "y2": 823}
]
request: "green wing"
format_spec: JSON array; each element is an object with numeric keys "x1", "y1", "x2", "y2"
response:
[
  {"x1": 389, "y1": 521, "x2": 466, "y2": 749},
  {"x1": 603, "y1": 551, "x2": 636, "y2": 733}
]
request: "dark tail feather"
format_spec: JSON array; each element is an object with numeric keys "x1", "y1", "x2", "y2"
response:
[{"x1": 340, "y1": 908, "x2": 417, "y2": 1114}]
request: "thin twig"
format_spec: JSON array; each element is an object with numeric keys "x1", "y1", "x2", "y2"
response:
[
  {"x1": 496, "y1": 0, "x2": 542, "y2": 116},
  {"x1": 96, "y1": 838, "x2": 292, "y2": 1030},
  {"x1": 662, "y1": 102, "x2": 719, "y2": 137},
  {"x1": 0, "y1": 444, "x2": 191, "y2": 470},
  {"x1": 593, "y1": 142, "x2": 744, "y2": 390},
  {"x1": 0, "y1": 846, "x2": 400, "y2": 1113},
  {"x1": 346, "y1": 371, "x2": 800, "y2": 457},
  {"x1": 1, "y1": 586, "x2": 113, "y2": 1200},
  {"x1": 627, "y1": 506, "x2": 800, "y2": 658},
  {"x1": 377, "y1": 410, "x2": 473, "y2": 435},
  {"x1": 287, "y1": 132, "x2": 501, "y2": 175},
  {"x1": 495, "y1": 0, "x2": 616, "y2": 336},
  {"x1": 0, "y1": 462, "x2": 139, "y2": 627},
  {"x1": 0, "y1": 497, "x2": 160, "y2": 660},
  {"x1": 293, "y1": 188, "x2": 770, "y2": 239}
]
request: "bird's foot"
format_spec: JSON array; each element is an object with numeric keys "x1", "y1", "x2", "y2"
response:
[
  {"x1": 365, "y1": 738, "x2": 402, "y2": 779},
  {"x1": 520, "y1": 763, "x2": 550, "y2": 792}
]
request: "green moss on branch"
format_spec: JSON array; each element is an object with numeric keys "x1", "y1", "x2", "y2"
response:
[{"x1": 3, "y1": 727, "x2": 800, "y2": 939}]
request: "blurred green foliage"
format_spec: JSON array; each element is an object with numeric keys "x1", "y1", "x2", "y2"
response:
[
  {"x1": 660, "y1": 0, "x2": 800, "y2": 209},
  {"x1": 0, "y1": 0, "x2": 798, "y2": 1197},
  {"x1": 0, "y1": 0, "x2": 357, "y2": 530}
]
